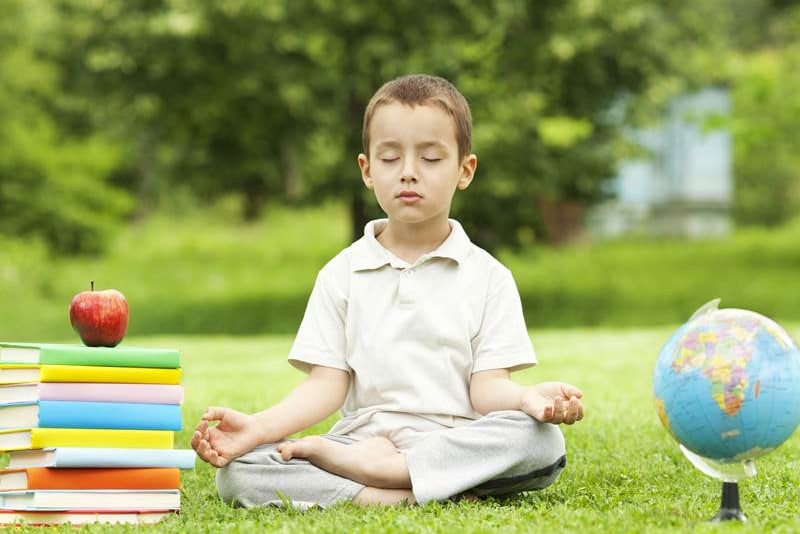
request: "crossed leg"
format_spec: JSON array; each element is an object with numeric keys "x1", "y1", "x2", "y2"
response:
[{"x1": 277, "y1": 436, "x2": 415, "y2": 505}]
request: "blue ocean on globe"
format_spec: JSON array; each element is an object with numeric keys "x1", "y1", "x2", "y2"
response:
[{"x1": 653, "y1": 303, "x2": 800, "y2": 462}]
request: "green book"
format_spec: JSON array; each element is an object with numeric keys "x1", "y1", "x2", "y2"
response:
[{"x1": 0, "y1": 343, "x2": 179, "y2": 369}]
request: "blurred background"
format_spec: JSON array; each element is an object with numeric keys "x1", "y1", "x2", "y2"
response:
[{"x1": 1, "y1": 0, "x2": 798, "y2": 340}]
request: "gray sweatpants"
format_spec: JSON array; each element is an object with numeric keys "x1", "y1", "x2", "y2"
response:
[{"x1": 216, "y1": 410, "x2": 566, "y2": 508}]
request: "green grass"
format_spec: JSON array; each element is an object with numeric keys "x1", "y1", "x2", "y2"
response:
[
  {"x1": 7, "y1": 327, "x2": 800, "y2": 533},
  {"x1": 1, "y1": 202, "x2": 799, "y2": 340}
]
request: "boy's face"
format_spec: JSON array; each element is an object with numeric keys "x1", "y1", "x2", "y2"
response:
[{"x1": 358, "y1": 102, "x2": 477, "y2": 227}]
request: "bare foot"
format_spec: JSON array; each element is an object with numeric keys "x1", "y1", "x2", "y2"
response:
[
  {"x1": 277, "y1": 436, "x2": 411, "y2": 489},
  {"x1": 353, "y1": 487, "x2": 416, "y2": 506}
]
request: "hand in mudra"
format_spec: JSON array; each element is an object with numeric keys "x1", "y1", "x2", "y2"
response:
[
  {"x1": 191, "y1": 407, "x2": 263, "y2": 467},
  {"x1": 520, "y1": 381, "x2": 584, "y2": 425}
]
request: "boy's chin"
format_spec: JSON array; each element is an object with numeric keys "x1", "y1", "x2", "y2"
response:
[{"x1": 386, "y1": 213, "x2": 449, "y2": 225}]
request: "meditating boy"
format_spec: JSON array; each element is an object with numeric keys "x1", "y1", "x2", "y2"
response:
[{"x1": 192, "y1": 74, "x2": 584, "y2": 507}]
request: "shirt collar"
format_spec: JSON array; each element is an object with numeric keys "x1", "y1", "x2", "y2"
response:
[{"x1": 350, "y1": 219, "x2": 472, "y2": 272}]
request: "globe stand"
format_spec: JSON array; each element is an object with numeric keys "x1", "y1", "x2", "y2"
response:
[{"x1": 709, "y1": 482, "x2": 746, "y2": 523}]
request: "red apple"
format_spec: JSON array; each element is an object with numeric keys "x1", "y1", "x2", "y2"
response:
[{"x1": 69, "y1": 281, "x2": 129, "y2": 347}]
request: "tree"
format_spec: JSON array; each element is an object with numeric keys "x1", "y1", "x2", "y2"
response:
[
  {"x1": 0, "y1": 1, "x2": 132, "y2": 254},
  {"x1": 42, "y1": 0, "x2": 769, "y2": 251}
]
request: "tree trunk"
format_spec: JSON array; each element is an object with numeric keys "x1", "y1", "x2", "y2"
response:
[
  {"x1": 281, "y1": 140, "x2": 302, "y2": 201},
  {"x1": 242, "y1": 178, "x2": 266, "y2": 221},
  {"x1": 538, "y1": 197, "x2": 585, "y2": 245},
  {"x1": 348, "y1": 88, "x2": 369, "y2": 242}
]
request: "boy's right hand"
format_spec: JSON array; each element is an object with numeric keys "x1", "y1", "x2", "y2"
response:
[{"x1": 191, "y1": 407, "x2": 263, "y2": 468}]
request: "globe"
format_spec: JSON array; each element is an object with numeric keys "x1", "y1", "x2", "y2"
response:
[{"x1": 653, "y1": 300, "x2": 800, "y2": 465}]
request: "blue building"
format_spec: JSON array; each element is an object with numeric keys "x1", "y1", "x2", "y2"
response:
[{"x1": 589, "y1": 87, "x2": 732, "y2": 238}]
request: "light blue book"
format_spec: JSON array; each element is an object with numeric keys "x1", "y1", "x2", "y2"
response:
[
  {"x1": 0, "y1": 401, "x2": 182, "y2": 431},
  {"x1": 7, "y1": 447, "x2": 197, "y2": 469}
]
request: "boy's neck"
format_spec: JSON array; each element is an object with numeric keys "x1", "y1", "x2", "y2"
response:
[{"x1": 376, "y1": 217, "x2": 452, "y2": 265}]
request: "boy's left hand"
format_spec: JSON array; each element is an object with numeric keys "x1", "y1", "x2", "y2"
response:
[{"x1": 520, "y1": 381, "x2": 584, "y2": 425}]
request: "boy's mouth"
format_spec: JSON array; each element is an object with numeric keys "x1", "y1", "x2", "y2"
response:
[{"x1": 398, "y1": 191, "x2": 422, "y2": 204}]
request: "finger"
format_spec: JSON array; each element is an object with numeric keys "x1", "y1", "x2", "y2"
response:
[
  {"x1": 196, "y1": 439, "x2": 212, "y2": 463},
  {"x1": 540, "y1": 404, "x2": 554, "y2": 422},
  {"x1": 203, "y1": 407, "x2": 227, "y2": 421},
  {"x1": 561, "y1": 384, "x2": 584, "y2": 399},
  {"x1": 194, "y1": 420, "x2": 208, "y2": 435},
  {"x1": 551, "y1": 397, "x2": 564, "y2": 424},
  {"x1": 191, "y1": 430, "x2": 202, "y2": 450},
  {"x1": 563, "y1": 397, "x2": 581, "y2": 424},
  {"x1": 207, "y1": 448, "x2": 224, "y2": 468},
  {"x1": 206, "y1": 426, "x2": 218, "y2": 445}
]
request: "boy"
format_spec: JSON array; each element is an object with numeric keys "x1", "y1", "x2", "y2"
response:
[{"x1": 192, "y1": 74, "x2": 584, "y2": 507}]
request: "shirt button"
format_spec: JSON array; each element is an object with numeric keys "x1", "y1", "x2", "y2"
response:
[{"x1": 404, "y1": 269, "x2": 415, "y2": 278}]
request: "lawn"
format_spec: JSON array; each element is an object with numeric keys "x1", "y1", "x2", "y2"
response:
[
  {"x1": 7, "y1": 327, "x2": 799, "y2": 533},
  {"x1": 1, "y1": 202, "x2": 799, "y2": 341}
]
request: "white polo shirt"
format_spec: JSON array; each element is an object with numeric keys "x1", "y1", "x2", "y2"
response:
[{"x1": 287, "y1": 218, "x2": 536, "y2": 450}]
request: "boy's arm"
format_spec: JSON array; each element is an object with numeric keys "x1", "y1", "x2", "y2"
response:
[
  {"x1": 251, "y1": 364, "x2": 350, "y2": 441},
  {"x1": 469, "y1": 369, "x2": 584, "y2": 425},
  {"x1": 192, "y1": 364, "x2": 349, "y2": 467}
]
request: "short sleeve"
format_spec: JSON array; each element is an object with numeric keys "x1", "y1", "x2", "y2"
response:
[
  {"x1": 471, "y1": 267, "x2": 537, "y2": 373},
  {"x1": 287, "y1": 270, "x2": 350, "y2": 374}
]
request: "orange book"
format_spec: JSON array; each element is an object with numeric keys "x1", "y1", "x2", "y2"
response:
[{"x1": 0, "y1": 468, "x2": 179, "y2": 491}]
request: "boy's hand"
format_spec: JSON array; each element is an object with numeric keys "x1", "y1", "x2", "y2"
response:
[
  {"x1": 191, "y1": 407, "x2": 263, "y2": 468},
  {"x1": 520, "y1": 382, "x2": 584, "y2": 425}
]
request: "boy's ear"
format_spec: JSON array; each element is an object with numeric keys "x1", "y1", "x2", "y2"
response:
[
  {"x1": 358, "y1": 154, "x2": 373, "y2": 189},
  {"x1": 457, "y1": 154, "x2": 478, "y2": 190}
]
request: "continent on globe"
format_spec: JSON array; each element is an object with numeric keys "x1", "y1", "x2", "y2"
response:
[{"x1": 653, "y1": 299, "x2": 800, "y2": 464}]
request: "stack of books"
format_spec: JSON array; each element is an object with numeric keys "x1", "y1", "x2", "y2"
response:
[{"x1": 0, "y1": 342, "x2": 195, "y2": 526}]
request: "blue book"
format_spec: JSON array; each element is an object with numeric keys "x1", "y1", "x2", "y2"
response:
[
  {"x1": 0, "y1": 401, "x2": 182, "y2": 431},
  {"x1": 6, "y1": 447, "x2": 196, "y2": 469}
]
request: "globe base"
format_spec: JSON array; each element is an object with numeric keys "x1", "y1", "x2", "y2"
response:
[{"x1": 709, "y1": 482, "x2": 747, "y2": 523}]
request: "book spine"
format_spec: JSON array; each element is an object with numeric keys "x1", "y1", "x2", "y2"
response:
[
  {"x1": 40, "y1": 366, "x2": 181, "y2": 385},
  {"x1": 37, "y1": 402, "x2": 182, "y2": 431},
  {"x1": 25, "y1": 468, "x2": 180, "y2": 490},
  {"x1": 31, "y1": 428, "x2": 174, "y2": 449},
  {"x1": 39, "y1": 347, "x2": 179, "y2": 369},
  {"x1": 53, "y1": 449, "x2": 196, "y2": 469},
  {"x1": 37, "y1": 384, "x2": 184, "y2": 404}
]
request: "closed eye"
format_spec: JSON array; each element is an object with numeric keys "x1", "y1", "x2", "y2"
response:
[
  {"x1": 422, "y1": 158, "x2": 441, "y2": 162},
  {"x1": 381, "y1": 158, "x2": 399, "y2": 163}
]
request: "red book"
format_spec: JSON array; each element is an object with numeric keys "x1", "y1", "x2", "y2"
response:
[{"x1": 0, "y1": 467, "x2": 179, "y2": 491}]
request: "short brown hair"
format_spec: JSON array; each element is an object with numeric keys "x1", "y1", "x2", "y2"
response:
[{"x1": 362, "y1": 74, "x2": 472, "y2": 160}]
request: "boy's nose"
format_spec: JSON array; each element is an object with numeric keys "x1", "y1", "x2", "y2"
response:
[{"x1": 400, "y1": 174, "x2": 418, "y2": 183}]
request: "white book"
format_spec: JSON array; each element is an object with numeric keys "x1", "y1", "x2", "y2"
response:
[
  {"x1": 0, "y1": 509, "x2": 172, "y2": 525},
  {"x1": 7, "y1": 447, "x2": 196, "y2": 469},
  {"x1": 0, "y1": 490, "x2": 180, "y2": 511}
]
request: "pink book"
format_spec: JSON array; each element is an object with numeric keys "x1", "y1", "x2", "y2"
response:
[{"x1": 0, "y1": 383, "x2": 183, "y2": 405}]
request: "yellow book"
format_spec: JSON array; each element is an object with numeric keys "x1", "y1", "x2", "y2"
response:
[
  {"x1": 0, "y1": 365, "x2": 181, "y2": 385},
  {"x1": 0, "y1": 428, "x2": 174, "y2": 451}
]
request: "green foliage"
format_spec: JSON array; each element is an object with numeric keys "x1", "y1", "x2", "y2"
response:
[
  {"x1": 731, "y1": 47, "x2": 800, "y2": 226},
  {"x1": 2, "y1": 0, "x2": 799, "y2": 253},
  {"x1": 38, "y1": 0, "x2": 744, "y2": 250},
  {"x1": 1, "y1": 204, "x2": 799, "y2": 341},
  {"x1": 505, "y1": 218, "x2": 800, "y2": 328},
  {"x1": 0, "y1": 1, "x2": 133, "y2": 254}
]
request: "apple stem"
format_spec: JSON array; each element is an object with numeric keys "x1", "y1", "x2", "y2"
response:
[{"x1": 90, "y1": 280, "x2": 94, "y2": 291}]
